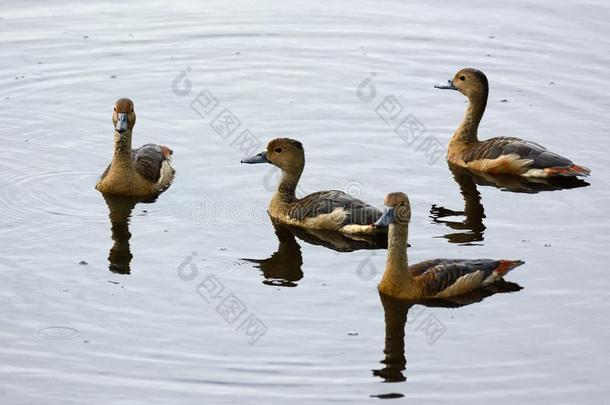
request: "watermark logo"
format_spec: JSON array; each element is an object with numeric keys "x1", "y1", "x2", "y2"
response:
[
  {"x1": 356, "y1": 251, "x2": 378, "y2": 281},
  {"x1": 171, "y1": 67, "x2": 262, "y2": 158},
  {"x1": 262, "y1": 165, "x2": 308, "y2": 195},
  {"x1": 343, "y1": 180, "x2": 364, "y2": 199},
  {"x1": 407, "y1": 306, "x2": 447, "y2": 345},
  {"x1": 185, "y1": 192, "x2": 269, "y2": 226},
  {"x1": 177, "y1": 252, "x2": 268, "y2": 345},
  {"x1": 356, "y1": 73, "x2": 445, "y2": 165},
  {"x1": 354, "y1": 251, "x2": 448, "y2": 345},
  {"x1": 183, "y1": 180, "x2": 373, "y2": 226}
]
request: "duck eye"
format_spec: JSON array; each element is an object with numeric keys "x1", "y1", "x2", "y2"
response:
[
  {"x1": 459, "y1": 75, "x2": 465, "y2": 81},
  {"x1": 274, "y1": 147, "x2": 282, "y2": 153}
]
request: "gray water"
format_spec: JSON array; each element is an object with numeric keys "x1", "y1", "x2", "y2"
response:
[{"x1": 2, "y1": 0, "x2": 610, "y2": 403}]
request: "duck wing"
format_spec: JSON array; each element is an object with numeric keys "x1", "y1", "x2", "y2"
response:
[
  {"x1": 413, "y1": 259, "x2": 523, "y2": 298},
  {"x1": 132, "y1": 143, "x2": 173, "y2": 184},
  {"x1": 463, "y1": 137, "x2": 574, "y2": 169},
  {"x1": 289, "y1": 190, "x2": 382, "y2": 226},
  {"x1": 99, "y1": 163, "x2": 111, "y2": 181}
]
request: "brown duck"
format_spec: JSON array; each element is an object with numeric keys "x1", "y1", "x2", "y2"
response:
[
  {"x1": 241, "y1": 138, "x2": 383, "y2": 234},
  {"x1": 436, "y1": 68, "x2": 590, "y2": 178},
  {"x1": 374, "y1": 192, "x2": 523, "y2": 300},
  {"x1": 96, "y1": 98, "x2": 175, "y2": 197}
]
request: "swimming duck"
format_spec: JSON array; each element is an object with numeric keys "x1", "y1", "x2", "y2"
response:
[
  {"x1": 375, "y1": 279, "x2": 522, "y2": 382},
  {"x1": 241, "y1": 138, "x2": 382, "y2": 234},
  {"x1": 96, "y1": 98, "x2": 175, "y2": 197},
  {"x1": 375, "y1": 192, "x2": 523, "y2": 300},
  {"x1": 436, "y1": 68, "x2": 590, "y2": 177}
]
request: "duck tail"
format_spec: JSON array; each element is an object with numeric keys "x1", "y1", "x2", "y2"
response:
[
  {"x1": 160, "y1": 145, "x2": 173, "y2": 158},
  {"x1": 545, "y1": 164, "x2": 590, "y2": 177},
  {"x1": 493, "y1": 260, "x2": 525, "y2": 276},
  {"x1": 570, "y1": 164, "x2": 591, "y2": 176}
]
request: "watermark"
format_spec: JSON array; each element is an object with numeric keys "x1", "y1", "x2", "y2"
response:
[
  {"x1": 356, "y1": 251, "x2": 378, "y2": 281},
  {"x1": 262, "y1": 165, "x2": 308, "y2": 195},
  {"x1": 343, "y1": 180, "x2": 365, "y2": 199},
  {"x1": 171, "y1": 66, "x2": 262, "y2": 157},
  {"x1": 185, "y1": 180, "x2": 373, "y2": 225},
  {"x1": 355, "y1": 253, "x2": 447, "y2": 345},
  {"x1": 262, "y1": 164, "x2": 366, "y2": 202},
  {"x1": 356, "y1": 73, "x2": 445, "y2": 165},
  {"x1": 177, "y1": 252, "x2": 267, "y2": 345},
  {"x1": 186, "y1": 191, "x2": 269, "y2": 226},
  {"x1": 407, "y1": 305, "x2": 447, "y2": 345}
]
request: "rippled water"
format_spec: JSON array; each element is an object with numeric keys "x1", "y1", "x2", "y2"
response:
[{"x1": 2, "y1": 0, "x2": 610, "y2": 403}]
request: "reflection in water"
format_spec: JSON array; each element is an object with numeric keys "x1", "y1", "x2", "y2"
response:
[
  {"x1": 374, "y1": 294, "x2": 410, "y2": 383},
  {"x1": 373, "y1": 281, "x2": 522, "y2": 387},
  {"x1": 431, "y1": 163, "x2": 590, "y2": 244},
  {"x1": 102, "y1": 193, "x2": 154, "y2": 274},
  {"x1": 289, "y1": 224, "x2": 387, "y2": 252},
  {"x1": 242, "y1": 223, "x2": 304, "y2": 287},
  {"x1": 431, "y1": 164, "x2": 486, "y2": 244},
  {"x1": 243, "y1": 221, "x2": 388, "y2": 287}
]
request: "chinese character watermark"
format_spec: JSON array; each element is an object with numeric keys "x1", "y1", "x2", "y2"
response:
[
  {"x1": 355, "y1": 252, "x2": 447, "y2": 345},
  {"x1": 171, "y1": 67, "x2": 262, "y2": 158},
  {"x1": 407, "y1": 305, "x2": 447, "y2": 345},
  {"x1": 356, "y1": 73, "x2": 445, "y2": 165},
  {"x1": 177, "y1": 251, "x2": 267, "y2": 345}
]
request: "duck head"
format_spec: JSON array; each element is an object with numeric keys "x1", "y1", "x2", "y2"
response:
[
  {"x1": 112, "y1": 98, "x2": 136, "y2": 136},
  {"x1": 374, "y1": 192, "x2": 411, "y2": 227},
  {"x1": 435, "y1": 68, "x2": 489, "y2": 100},
  {"x1": 241, "y1": 138, "x2": 305, "y2": 175}
]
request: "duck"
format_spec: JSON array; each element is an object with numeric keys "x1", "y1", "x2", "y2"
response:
[
  {"x1": 96, "y1": 98, "x2": 175, "y2": 197},
  {"x1": 375, "y1": 280, "x2": 522, "y2": 382},
  {"x1": 374, "y1": 192, "x2": 524, "y2": 300},
  {"x1": 241, "y1": 138, "x2": 382, "y2": 234},
  {"x1": 435, "y1": 68, "x2": 590, "y2": 178}
]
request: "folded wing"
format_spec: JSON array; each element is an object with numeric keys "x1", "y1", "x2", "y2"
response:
[{"x1": 289, "y1": 190, "x2": 382, "y2": 226}]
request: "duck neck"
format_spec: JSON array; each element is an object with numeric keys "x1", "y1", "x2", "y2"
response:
[
  {"x1": 111, "y1": 131, "x2": 134, "y2": 172},
  {"x1": 383, "y1": 223, "x2": 414, "y2": 287},
  {"x1": 272, "y1": 167, "x2": 302, "y2": 205},
  {"x1": 452, "y1": 92, "x2": 487, "y2": 144}
]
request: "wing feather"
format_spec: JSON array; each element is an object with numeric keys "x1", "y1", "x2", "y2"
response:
[
  {"x1": 415, "y1": 259, "x2": 502, "y2": 297},
  {"x1": 289, "y1": 190, "x2": 382, "y2": 226},
  {"x1": 464, "y1": 137, "x2": 573, "y2": 169},
  {"x1": 132, "y1": 143, "x2": 169, "y2": 184}
]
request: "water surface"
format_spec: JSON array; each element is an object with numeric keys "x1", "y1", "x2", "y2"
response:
[{"x1": 2, "y1": 1, "x2": 610, "y2": 403}]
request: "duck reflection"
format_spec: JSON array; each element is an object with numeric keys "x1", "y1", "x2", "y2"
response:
[
  {"x1": 243, "y1": 221, "x2": 387, "y2": 286},
  {"x1": 242, "y1": 223, "x2": 304, "y2": 287},
  {"x1": 374, "y1": 281, "x2": 522, "y2": 383},
  {"x1": 102, "y1": 193, "x2": 155, "y2": 274},
  {"x1": 288, "y1": 224, "x2": 387, "y2": 252},
  {"x1": 431, "y1": 163, "x2": 589, "y2": 244}
]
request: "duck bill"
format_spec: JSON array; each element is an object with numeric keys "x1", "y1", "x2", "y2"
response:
[
  {"x1": 241, "y1": 151, "x2": 269, "y2": 164},
  {"x1": 434, "y1": 80, "x2": 457, "y2": 90},
  {"x1": 115, "y1": 112, "x2": 129, "y2": 133},
  {"x1": 374, "y1": 207, "x2": 395, "y2": 227}
]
